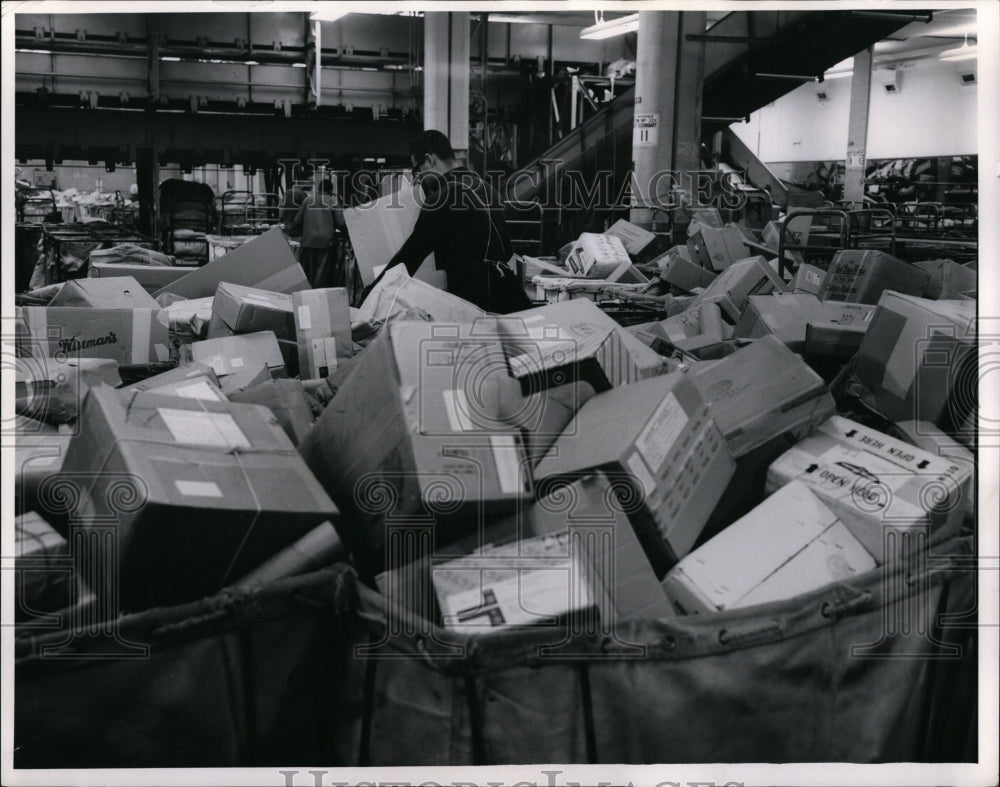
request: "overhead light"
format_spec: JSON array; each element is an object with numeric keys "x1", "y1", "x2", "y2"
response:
[
  {"x1": 310, "y1": 10, "x2": 350, "y2": 22},
  {"x1": 580, "y1": 13, "x2": 639, "y2": 40},
  {"x1": 160, "y1": 56, "x2": 181, "y2": 62},
  {"x1": 824, "y1": 69, "x2": 854, "y2": 80}
]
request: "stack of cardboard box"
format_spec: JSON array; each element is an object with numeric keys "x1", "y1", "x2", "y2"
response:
[{"x1": 11, "y1": 212, "x2": 980, "y2": 640}]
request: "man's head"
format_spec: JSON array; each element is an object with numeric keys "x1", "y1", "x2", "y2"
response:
[{"x1": 409, "y1": 130, "x2": 458, "y2": 183}]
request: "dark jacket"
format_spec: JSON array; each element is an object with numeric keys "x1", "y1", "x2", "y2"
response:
[{"x1": 387, "y1": 167, "x2": 523, "y2": 312}]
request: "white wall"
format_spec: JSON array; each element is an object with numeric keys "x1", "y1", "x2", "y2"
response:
[{"x1": 730, "y1": 56, "x2": 978, "y2": 163}]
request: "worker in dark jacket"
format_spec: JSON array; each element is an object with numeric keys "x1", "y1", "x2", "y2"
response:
[
  {"x1": 366, "y1": 130, "x2": 530, "y2": 313},
  {"x1": 291, "y1": 178, "x2": 346, "y2": 287}
]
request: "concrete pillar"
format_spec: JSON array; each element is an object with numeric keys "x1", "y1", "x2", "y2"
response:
[
  {"x1": 423, "y1": 12, "x2": 470, "y2": 159},
  {"x1": 843, "y1": 47, "x2": 873, "y2": 206},
  {"x1": 136, "y1": 148, "x2": 159, "y2": 238},
  {"x1": 630, "y1": 11, "x2": 706, "y2": 230}
]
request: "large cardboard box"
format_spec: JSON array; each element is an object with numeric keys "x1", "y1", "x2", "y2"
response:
[
  {"x1": 663, "y1": 481, "x2": 875, "y2": 614},
  {"x1": 689, "y1": 335, "x2": 835, "y2": 458},
  {"x1": 292, "y1": 288, "x2": 353, "y2": 379},
  {"x1": 60, "y1": 386, "x2": 337, "y2": 609},
  {"x1": 358, "y1": 265, "x2": 484, "y2": 325},
  {"x1": 120, "y1": 362, "x2": 225, "y2": 402},
  {"x1": 854, "y1": 292, "x2": 976, "y2": 428},
  {"x1": 380, "y1": 473, "x2": 671, "y2": 629},
  {"x1": 191, "y1": 331, "x2": 286, "y2": 379},
  {"x1": 19, "y1": 307, "x2": 171, "y2": 366},
  {"x1": 299, "y1": 320, "x2": 532, "y2": 561},
  {"x1": 817, "y1": 249, "x2": 929, "y2": 304},
  {"x1": 686, "y1": 226, "x2": 749, "y2": 272},
  {"x1": 604, "y1": 219, "x2": 656, "y2": 257},
  {"x1": 213, "y1": 282, "x2": 296, "y2": 340},
  {"x1": 154, "y1": 227, "x2": 310, "y2": 299},
  {"x1": 803, "y1": 301, "x2": 877, "y2": 359},
  {"x1": 343, "y1": 186, "x2": 441, "y2": 287},
  {"x1": 914, "y1": 258, "x2": 978, "y2": 300},
  {"x1": 496, "y1": 299, "x2": 669, "y2": 393},
  {"x1": 16, "y1": 356, "x2": 121, "y2": 425},
  {"x1": 653, "y1": 302, "x2": 733, "y2": 359},
  {"x1": 504, "y1": 380, "x2": 596, "y2": 467},
  {"x1": 88, "y1": 261, "x2": 192, "y2": 294},
  {"x1": 566, "y1": 233, "x2": 632, "y2": 279},
  {"x1": 689, "y1": 255, "x2": 785, "y2": 322},
  {"x1": 735, "y1": 292, "x2": 822, "y2": 352},
  {"x1": 791, "y1": 263, "x2": 827, "y2": 296},
  {"x1": 535, "y1": 371, "x2": 735, "y2": 573},
  {"x1": 767, "y1": 415, "x2": 972, "y2": 562},
  {"x1": 49, "y1": 276, "x2": 160, "y2": 309},
  {"x1": 230, "y1": 378, "x2": 316, "y2": 445},
  {"x1": 657, "y1": 248, "x2": 717, "y2": 292}
]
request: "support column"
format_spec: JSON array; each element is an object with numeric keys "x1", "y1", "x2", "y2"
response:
[
  {"x1": 843, "y1": 47, "x2": 873, "y2": 206},
  {"x1": 423, "y1": 12, "x2": 470, "y2": 160},
  {"x1": 630, "y1": 11, "x2": 706, "y2": 230},
  {"x1": 136, "y1": 148, "x2": 159, "y2": 238}
]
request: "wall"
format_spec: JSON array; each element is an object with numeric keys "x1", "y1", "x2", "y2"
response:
[{"x1": 729, "y1": 56, "x2": 978, "y2": 163}]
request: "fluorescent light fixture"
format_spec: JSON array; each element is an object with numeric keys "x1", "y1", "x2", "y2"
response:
[
  {"x1": 160, "y1": 56, "x2": 181, "y2": 62},
  {"x1": 310, "y1": 10, "x2": 351, "y2": 22},
  {"x1": 580, "y1": 13, "x2": 639, "y2": 40},
  {"x1": 824, "y1": 69, "x2": 854, "y2": 80}
]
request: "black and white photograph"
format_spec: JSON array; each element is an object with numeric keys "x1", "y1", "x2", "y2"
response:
[{"x1": 1, "y1": 1, "x2": 997, "y2": 785}]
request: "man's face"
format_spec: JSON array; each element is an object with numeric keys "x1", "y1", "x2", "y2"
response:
[{"x1": 411, "y1": 153, "x2": 444, "y2": 193}]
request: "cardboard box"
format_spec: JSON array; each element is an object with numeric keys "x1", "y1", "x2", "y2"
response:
[
  {"x1": 298, "y1": 320, "x2": 532, "y2": 560},
  {"x1": 686, "y1": 226, "x2": 749, "y2": 272},
  {"x1": 652, "y1": 302, "x2": 733, "y2": 359},
  {"x1": 292, "y1": 288, "x2": 353, "y2": 379},
  {"x1": 686, "y1": 208, "x2": 724, "y2": 234},
  {"x1": 762, "y1": 216, "x2": 811, "y2": 251},
  {"x1": 120, "y1": 362, "x2": 225, "y2": 402},
  {"x1": 60, "y1": 386, "x2": 338, "y2": 609},
  {"x1": 163, "y1": 296, "x2": 214, "y2": 342},
  {"x1": 566, "y1": 233, "x2": 631, "y2": 279},
  {"x1": 433, "y1": 532, "x2": 595, "y2": 630},
  {"x1": 154, "y1": 227, "x2": 310, "y2": 299},
  {"x1": 914, "y1": 258, "x2": 978, "y2": 300},
  {"x1": 817, "y1": 249, "x2": 929, "y2": 304},
  {"x1": 205, "y1": 312, "x2": 237, "y2": 339},
  {"x1": 657, "y1": 249, "x2": 718, "y2": 292},
  {"x1": 191, "y1": 331, "x2": 287, "y2": 379},
  {"x1": 218, "y1": 360, "x2": 273, "y2": 398},
  {"x1": 49, "y1": 276, "x2": 161, "y2": 310},
  {"x1": 230, "y1": 378, "x2": 316, "y2": 445},
  {"x1": 689, "y1": 255, "x2": 786, "y2": 322},
  {"x1": 503, "y1": 380, "x2": 596, "y2": 467},
  {"x1": 19, "y1": 307, "x2": 171, "y2": 366},
  {"x1": 382, "y1": 473, "x2": 672, "y2": 630},
  {"x1": 689, "y1": 334, "x2": 836, "y2": 458},
  {"x1": 604, "y1": 219, "x2": 656, "y2": 257},
  {"x1": 535, "y1": 371, "x2": 735, "y2": 573},
  {"x1": 854, "y1": 292, "x2": 976, "y2": 428},
  {"x1": 496, "y1": 299, "x2": 669, "y2": 393},
  {"x1": 663, "y1": 481, "x2": 875, "y2": 614},
  {"x1": 88, "y1": 262, "x2": 192, "y2": 294},
  {"x1": 803, "y1": 301, "x2": 877, "y2": 359},
  {"x1": 213, "y1": 282, "x2": 296, "y2": 340},
  {"x1": 735, "y1": 292, "x2": 822, "y2": 352},
  {"x1": 766, "y1": 415, "x2": 972, "y2": 562},
  {"x1": 358, "y1": 265, "x2": 484, "y2": 325},
  {"x1": 791, "y1": 263, "x2": 827, "y2": 296},
  {"x1": 343, "y1": 185, "x2": 437, "y2": 287},
  {"x1": 16, "y1": 356, "x2": 121, "y2": 425}
]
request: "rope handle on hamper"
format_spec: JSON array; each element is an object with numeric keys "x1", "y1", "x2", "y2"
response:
[{"x1": 717, "y1": 618, "x2": 784, "y2": 648}]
